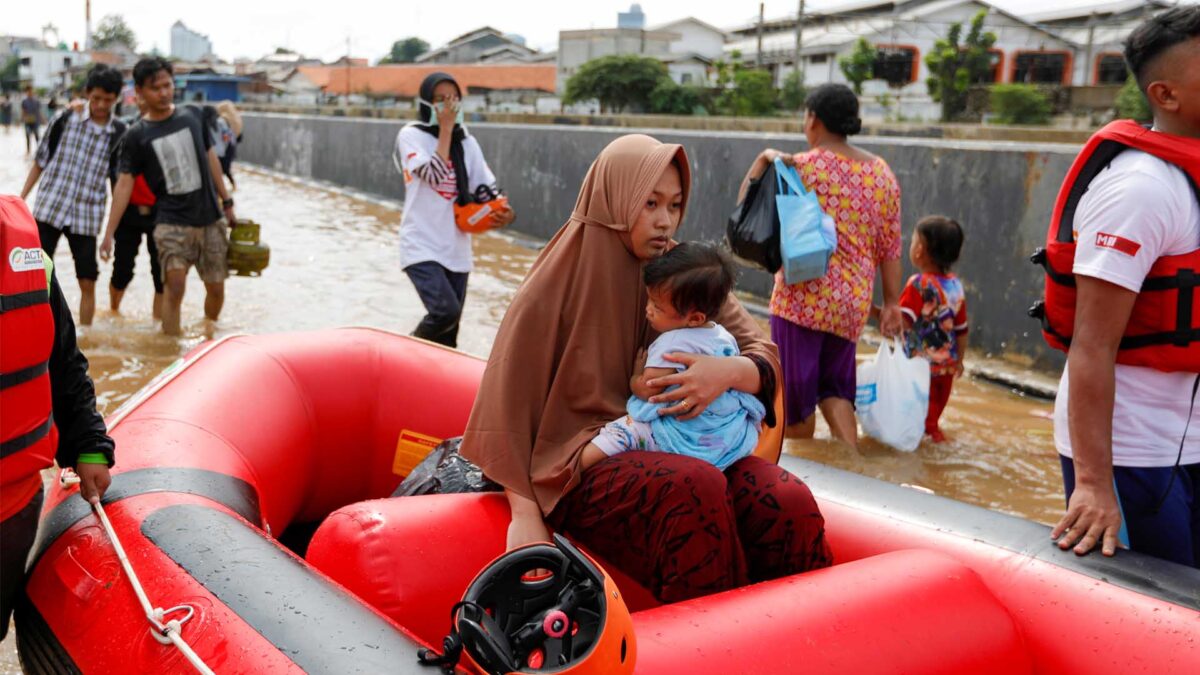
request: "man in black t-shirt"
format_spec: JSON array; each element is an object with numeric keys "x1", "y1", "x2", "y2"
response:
[{"x1": 99, "y1": 57, "x2": 236, "y2": 336}]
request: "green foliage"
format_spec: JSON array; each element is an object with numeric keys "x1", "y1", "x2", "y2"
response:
[
  {"x1": 839, "y1": 38, "x2": 875, "y2": 95},
  {"x1": 780, "y1": 69, "x2": 807, "y2": 111},
  {"x1": 274, "y1": 47, "x2": 295, "y2": 55},
  {"x1": 92, "y1": 14, "x2": 137, "y2": 51},
  {"x1": 726, "y1": 69, "x2": 777, "y2": 116},
  {"x1": 1, "y1": 56, "x2": 19, "y2": 91},
  {"x1": 990, "y1": 84, "x2": 1052, "y2": 125},
  {"x1": 648, "y1": 79, "x2": 709, "y2": 115},
  {"x1": 924, "y1": 10, "x2": 997, "y2": 121},
  {"x1": 563, "y1": 54, "x2": 668, "y2": 113},
  {"x1": 1115, "y1": 73, "x2": 1151, "y2": 122},
  {"x1": 380, "y1": 38, "x2": 430, "y2": 64}
]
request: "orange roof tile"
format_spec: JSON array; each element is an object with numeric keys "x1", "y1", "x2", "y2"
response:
[{"x1": 310, "y1": 64, "x2": 556, "y2": 97}]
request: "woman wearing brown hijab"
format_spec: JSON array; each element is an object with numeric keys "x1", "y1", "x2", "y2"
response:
[{"x1": 461, "y1": 134, "x2": 831, "y2": 603}]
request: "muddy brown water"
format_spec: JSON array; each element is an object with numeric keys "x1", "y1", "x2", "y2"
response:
[{"x1": 0, "y1": 132, "x2": 1062, "y2": 668}]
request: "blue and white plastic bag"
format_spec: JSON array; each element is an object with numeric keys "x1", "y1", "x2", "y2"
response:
[
  {"x1": 775, "y1": 157, "x2": 837, "y2": 285},
  {"x1": 856, "y1": 338, "x2": 930, "y2": 452}
]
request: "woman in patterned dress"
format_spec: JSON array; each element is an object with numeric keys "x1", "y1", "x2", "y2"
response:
[{"x1": 738, "y1": 83, "x2": 904, "y2": 448}]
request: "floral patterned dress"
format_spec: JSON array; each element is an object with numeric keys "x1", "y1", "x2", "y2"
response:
[{"x1": 768, "y1": 148, "x2": 902, "y2": 342}]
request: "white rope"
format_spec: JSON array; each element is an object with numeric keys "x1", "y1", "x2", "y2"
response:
[{"x1": 64, "y1": 472, "x2": 216, "y2": 674}]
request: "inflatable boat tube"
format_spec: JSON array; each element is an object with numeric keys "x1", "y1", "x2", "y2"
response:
[{"x1": 15, "y1": 328, "x2": 1200, "y2": 673}]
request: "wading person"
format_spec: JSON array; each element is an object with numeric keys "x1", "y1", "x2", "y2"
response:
[
  {"x1": 461, "y1": 135, "x2": 832, "y2": 604},
  {"x1": 393, "y1": 72, "x2": 513, "y2": 348},
  {"x1": 109, "y1": 95, "x2": 164, "y2": 319},
  {"x1": 739, "y1": 83, "x2": 903, "y2": 448},
  {"x1": 19, "y1": 65, "x2": 126, "y2": 326},
  {"x1": 1046, "y1": 6, "x2": 1200, "y2": 567},
  {"x1": 21, "y1": 86, "x2": 42, "y2": 155},
  {"x1": 1, "y1": 196, "x2": 114, "y2": 642},
  {"x1": 99, "y1": 57, "x2": 236, "y2": 336}
]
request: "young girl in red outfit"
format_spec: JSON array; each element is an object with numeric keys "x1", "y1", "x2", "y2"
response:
[{"x1": 900, "y1": 216, "x2": 968, "y2": 443}]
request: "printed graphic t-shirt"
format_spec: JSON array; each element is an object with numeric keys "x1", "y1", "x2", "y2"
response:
[
  {"x1": 118, "y1": 105, "x2": 220, "y2": 227},
  {"x1": 1053, "y1": 144, "x2": 1200, "y2": 468},
  {"x1": 900, "y1": 273, "x2": 968, "y2": 376}
]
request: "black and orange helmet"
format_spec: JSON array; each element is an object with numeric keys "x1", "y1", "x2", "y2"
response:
[{"x1": 419, "y1": 534, "x2": 636, "y2": 675}]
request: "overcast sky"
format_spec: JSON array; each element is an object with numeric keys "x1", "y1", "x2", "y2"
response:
[{"x1": 2, "y1": 1, "x2": 1182, "y2": 63}]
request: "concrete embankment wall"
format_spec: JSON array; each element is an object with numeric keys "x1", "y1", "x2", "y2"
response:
[{"x1": 240, "y1": 112, "x2": 1078, "y2": 369}]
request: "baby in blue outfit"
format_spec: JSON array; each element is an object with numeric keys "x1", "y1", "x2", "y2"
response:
[{"x1": 582, "y1": 243, "x2": 766, "y2": 470}]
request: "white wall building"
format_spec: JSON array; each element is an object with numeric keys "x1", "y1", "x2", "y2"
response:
[
  {"x1": 171, "y1": 21, "x2": 213, "y2": 62},
  {"x1": 1028, "y1": 0, "x2": 1174, "y2": 86},
  {"x1": 16, "y1": 45, "x2": 90, "y2": 91},
  {"x1": 556, "y1": 27, "x2": 678, "y2": 93},
  {"x1": 653, "y1": 17, "x2": 727, "y2": 60},
  {"x1": 725, "y1": 0, "x2": 1082, "y2": 120}
]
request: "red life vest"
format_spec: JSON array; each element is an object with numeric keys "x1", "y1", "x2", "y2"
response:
[
  {"x1": 1030, "y1": 120, "x2": 1200, "y2": 373},
  {"x1": 1, "y1": 195, "x2": 58, "y2": 520}
]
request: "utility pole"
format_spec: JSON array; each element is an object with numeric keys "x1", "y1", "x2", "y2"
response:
[
  {"x1": 85, "y1": 0, "x2": 91, "y2": 50},
  {"x1": 1084, "y1": 12, "x2": 1096, "y2": 86},
  {"x1": 344, "y1": 35, "x2": 351, "y2": 107},
  {"x1": 756, "y1": 3, "x2": 765, "y2": 68},
  {"x1": 793, "y1": 0, "x2": 806, "y2": 85}
]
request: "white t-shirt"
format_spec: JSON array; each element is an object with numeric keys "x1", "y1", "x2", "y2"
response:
[
  {"x1": 1054, "y1": 143, "x2": 1200, "y2": 467},
  {"x1": 394, "y1": 123, "x2": 496, "y2": 273}
]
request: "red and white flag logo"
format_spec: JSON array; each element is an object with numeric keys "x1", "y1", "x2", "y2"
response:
[{"x1": 1095, "y1": 232, "x2": 1141, "y2": 257}]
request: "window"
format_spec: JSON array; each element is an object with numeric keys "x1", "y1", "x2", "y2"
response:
[
  {"x1": 810, "y1": 53, "x2": 829, "y2": 65},
  {"x1": 681, "y1": 73, "x2": 693, "y2": 84},
  {"x1": 1013, "y1": 51, "x2": 1071, "y2": 85},
  {"x1": 1095, "y1": 53, "x2": 1127, "y2": 84},
  {"x1": 976, "y1": 49, "x2": 1004, "y2": 83},
  {"x1": 874, "y1": 45, "x2": 919, "y2": 86}
]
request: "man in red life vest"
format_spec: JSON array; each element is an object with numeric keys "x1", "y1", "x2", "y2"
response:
[
  {"x1": 1047, "y1": 7, "x2": 1200, "y2": 566},
  {"x1": 1, "y1": 196, "x2": 114, "y2": 641}
]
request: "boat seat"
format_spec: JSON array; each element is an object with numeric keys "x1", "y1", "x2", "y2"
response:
[{"x1": 308, "y1": 494, "x2": 1031, "y2": 674}]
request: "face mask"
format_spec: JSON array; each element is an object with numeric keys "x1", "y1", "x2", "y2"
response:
[{"x1": 419, "y1": 97, "x2": 464, "y2": 127}]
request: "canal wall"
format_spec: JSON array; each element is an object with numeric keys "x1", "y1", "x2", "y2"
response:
[{"x1": 240, "y1": 112, "x2": 1078, "y2": 369}]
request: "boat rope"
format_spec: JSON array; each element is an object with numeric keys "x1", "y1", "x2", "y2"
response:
[{"x1": 63, "y1": 471, "x2": 216, "y2": 675}]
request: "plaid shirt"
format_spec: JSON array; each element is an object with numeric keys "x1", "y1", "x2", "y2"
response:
[{"x1": 33, "y1": 110, "x2": 119, "y2": 236}]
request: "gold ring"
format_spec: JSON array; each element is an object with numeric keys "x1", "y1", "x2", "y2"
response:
[{"x1": 683, "y1": 399, "x2": 692, "y2": 408}]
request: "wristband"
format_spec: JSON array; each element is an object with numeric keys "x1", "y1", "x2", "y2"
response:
[
  {"x1": 76, "y1": 452, "x2": 108, "y2": 465},
  {"x1": 222, "y1": 198, "x2": 234, "y2": 208}
]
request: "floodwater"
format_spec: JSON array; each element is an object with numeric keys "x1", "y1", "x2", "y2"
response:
[{"x1": 0, "y1": 130, "x2": 1063, "y2": 670}]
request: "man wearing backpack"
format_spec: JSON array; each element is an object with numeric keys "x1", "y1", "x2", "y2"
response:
[{"x1": 19, "y1": 65, "x2": 126, "y2": 326}]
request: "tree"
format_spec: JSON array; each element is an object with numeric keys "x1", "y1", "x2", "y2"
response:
[
  {"x1": 380, "y1": 38, "x2": 430, "y2": 64},
  {"x1": 924, "y1": 10, "x2": 997, "y2": 122},
  {"x1": 780, "y1": 70, "x2": 807, "y2": 111},
  {"x1": 648, "y1": 79, "x2": 708, "y2": 115},
  {"x1": 274, "y1": 47, "x2": 296, "y2": 55},
  {"x1": 726, "y1": 70, "x2": 777, "y2": 116},
  {"x1": 1115, "y1": 73, "x2": 1151, "y2": 122},
  {"x1": 563, "y1": 55, "x2": 668, "y2": 113},
  {"x1": 92, "y1": 14, "x2": 137, "y2": 52},
  {"x1": 839, "y1": 38, "x2": 875, "y2": 95}
]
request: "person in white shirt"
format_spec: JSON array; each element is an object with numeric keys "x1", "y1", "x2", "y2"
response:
[
  {"x1": 1051, "y1": 6, "x2": 1200, "y2": 567},
  {"x1": 393, "y1": 73, "x2": 513, "y2": 348}
]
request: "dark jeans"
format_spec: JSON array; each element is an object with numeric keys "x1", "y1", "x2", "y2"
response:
[
  {"x1": 37, "y1": 221, "x2": 98, "y2": 281},
  {"x1": 24, "y1": 123, "x2": 39, "y2": 152},
  {"x1": 1061, "y1": 455, "x2": 1200, "y2": 568},
  {"x1": 404, "y1": 261, "x2": 468, "y2": 348},
  {"x1": 550, "y1": 452, "x2": 833, "y2": 603},
  {"x1": 112, "y1": 209, "x2": 163, "y2": 293},
  {"x1": 1, "y1": 490, "x2": 43, "y2": 642}
]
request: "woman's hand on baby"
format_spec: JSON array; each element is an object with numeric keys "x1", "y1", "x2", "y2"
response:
[{"x1": 646, "y1": 353, "x2": 733, "y2": 421}]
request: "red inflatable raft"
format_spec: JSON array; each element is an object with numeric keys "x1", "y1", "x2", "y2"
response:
[{"x1": 15, "y1": 328, "x2": 1200, "y2": 674}]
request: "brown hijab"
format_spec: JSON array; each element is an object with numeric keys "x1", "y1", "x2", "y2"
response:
[{"x1": 460, "y1": 134, "x2": 780, "y2": 515}]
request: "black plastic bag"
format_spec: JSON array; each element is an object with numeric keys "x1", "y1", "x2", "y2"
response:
[
  {"x1": 391, "y1": 437, "x2": 501, "y2": 497},
  {"x1": 726, "y1": 161, "x2": 782, "y2": 273}
]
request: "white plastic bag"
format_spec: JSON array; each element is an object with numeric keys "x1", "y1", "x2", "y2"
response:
[{"x1": 855, "y1": 338, "x2": 931, "y2": 452}]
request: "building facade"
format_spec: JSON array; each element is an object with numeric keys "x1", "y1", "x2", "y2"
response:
[
  {"x1": 171, "y1": 21, "x2": 213, "y2": 62},
  {"x1": 15, "y1": 45, "x2": 90, "y2": 91}
]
